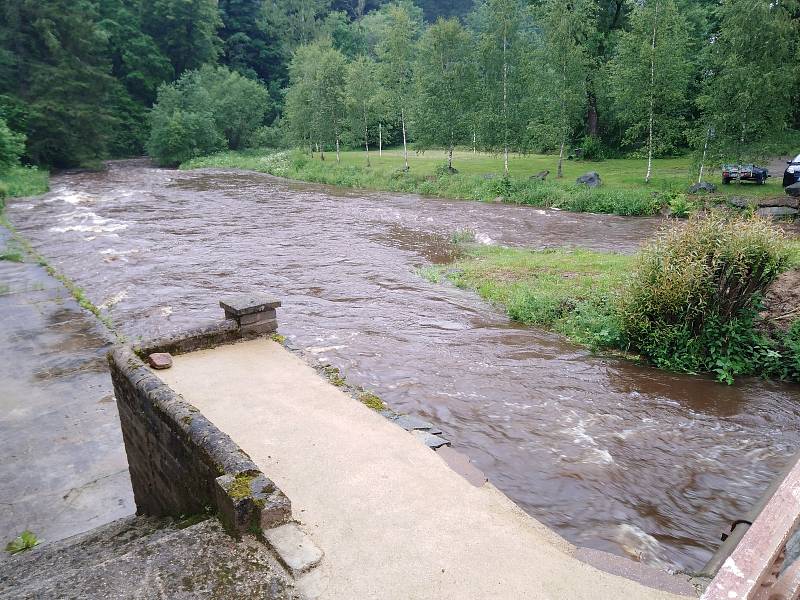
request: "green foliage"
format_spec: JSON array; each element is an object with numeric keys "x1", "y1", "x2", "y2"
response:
[
  {"x1": 412, "y1": 18, "x2": 476, "y2": 165},
  {"x1": 618, "y1": 215, "x2": 791, "y2": 382},
  {"x1": 0, "y1": 117, "x2": 24, "y2": 173},
  {"x1": 1, "y1": 0, "x2": 120, "y2": 167},
  {"x1": 141, "y1": 0, "x2": 221, "y2": 75},
  {"x1": 345, "y1": 55, "x2": 384, "y2": 163},
  {"x1": 665, "y1": 191, "x2": 696, "y2": 218},
  {"x1": 608, "y1": 0, "x2": 693, "y2": 161},
  {"x1": 284, "y1": 42, "x2": 348, "y2": 157},
  {"x1": 147, "y1": 66, "x2": 270, "y2": 166},
  {"x1": 5, "y1": 531, "x2": 40, "y2": 554},
  {"x1": 528, "y1": 0, "x2": 596, "y2": 175},
  {"x1": 578, "y1": 135, "x2": 605, "y2": 161},
  {"x1": 698, "y1": 0, "x2": 800, "y2": 161},
  {"x1": 0, "y1": 166, "x2": 49, "y2": 200}
]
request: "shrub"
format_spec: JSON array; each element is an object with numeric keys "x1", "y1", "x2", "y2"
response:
[
  {"x1": 578, "y1": 135, "x2": 605, "y2": 161},
  {"x1": 147, "y1": 109, "x2": 225, "y2": 167},
  {"x1": 618, "y1": 214, "x2": 790, "y2": 382},
  {"x1": 147, "y1": 66, "x2": 271, "y2": 166},
  {"x1": 0, "y1": 117, "x2": 25, "y2": 174}
]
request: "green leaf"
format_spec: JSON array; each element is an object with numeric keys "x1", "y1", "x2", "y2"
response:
[{"x1": 5, "y1": 530, "x2": 40, "y2": 554}]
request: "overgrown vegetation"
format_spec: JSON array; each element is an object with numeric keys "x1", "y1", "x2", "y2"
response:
[
  {"x1": 1, "y1": 0, "x2": 797, "y2": 177},
  {"x1": 619, "y1": 215, "x2": 792, "y2": 383},
  {"x1": 147, "y1": 65, "x2": 272, "y2": 166},
  {"x1": 183, "y1": 148, "x2": 785, "y2": 216},
  {"x1": 432, "y1": 215, "x2": 800, "y2": 383}
]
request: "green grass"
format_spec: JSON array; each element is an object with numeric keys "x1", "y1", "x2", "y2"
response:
[
  {"x1": 432, "y1": 245, "x2": 634, "y2": 349},
  {"x1": 183, "y1": 147, "x2": 789, "y2": 217},
  {"x1": 0, "y1": 166, "x2": 49, "y2": 207}
]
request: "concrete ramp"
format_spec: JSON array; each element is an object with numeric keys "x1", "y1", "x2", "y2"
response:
[{"x1": 159, "y1": 338, "x2": 695, "y2": 600}]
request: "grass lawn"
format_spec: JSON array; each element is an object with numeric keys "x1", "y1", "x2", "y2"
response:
[
  {"x1": 422, "y1": 245, "x2": 634, "y2": 349},
  {"x1": 326, "y1": 148, "x2": 786, "y2": 197},
  {"x1": 185, "y1": 147, "x2": 787, "y2": 200},
  {"x1": 0, "y1": 165, "x2": 49, "y2": 207}
]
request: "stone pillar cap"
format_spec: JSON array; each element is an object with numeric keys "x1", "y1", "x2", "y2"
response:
[{"x1": 220, "y1": 295, "x2": 281, "y2": 316}]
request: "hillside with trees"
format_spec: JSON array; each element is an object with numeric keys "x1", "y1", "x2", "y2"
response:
[{"x1": 0, "y1": 0, "x2": 798, "y2": 171}]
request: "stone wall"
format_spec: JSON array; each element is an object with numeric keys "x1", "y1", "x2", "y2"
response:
[{"x1": 110, "y1": 296, "x2": 290, "y2": 534}]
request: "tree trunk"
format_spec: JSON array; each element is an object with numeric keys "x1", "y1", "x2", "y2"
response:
[
  {"x1": 698, "y1": 127, "x2": 710, "y2": 183},
  {"x1": 645, "y1": 1, "x2": 658, "y2": 184},
  {"x1": 587, "y1": 92, "x2": 598, "y2": 137},
  {"x1": 401, "y1": 108, "x2": 409, "y2": 171},
  {"x1": 473, "y1": 131, "x2": 476, "y2": 154},
  {"x1": 502, "y1": 31, "x2": 509, "y2": 178},
  {"x1": 364, "y1": 109, "x2": 370, "y2": 167},
  {"x1": 320, "y1": 142, "x2": 325, "y2": 161},
  {"x1": 448, "y1": 146, "x2": 453, "y2": 170},
  {"x1": 558, "y1": 140, "x2": 565, "y2": 179},
  {"x1": 379, "y1": 123, "x2": 382, "y2": 156},
  {"x1": 335, "y1": 135, "x2": 340, "y2": 164}
]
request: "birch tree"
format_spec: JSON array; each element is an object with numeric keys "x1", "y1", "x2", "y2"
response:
[
  {"x1": 412, "y1": 18, "x2": 476, "y2": 171},
  {"x1": 376, "y1": 3, "x2": 420, "y2": 171},
  {"x1": 345, "y1": 55, "x2": 383, "y2": 166},
  {"x1": 698, "y1": 0, "x2": 800, "y2": 160},
  {"x1": 472, "y1": 0, "x2": 530, "y2": 177},
  {"x1": 534, "y1": 0, "x2": 597, "y2": 178},
  {"x1": 609, "y1": 0, "x2": 691, "y2": 182},
  {"x1": 284, "y1": 42, "x2": 346, "y2": 162},
  {"x1": 315, "y1": 45, "x2": 347, "y2": 163}
]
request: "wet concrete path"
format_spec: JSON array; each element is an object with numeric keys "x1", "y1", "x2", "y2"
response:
[{"x1": 0, "y1": 226, "x2": 133, "y2": 552}]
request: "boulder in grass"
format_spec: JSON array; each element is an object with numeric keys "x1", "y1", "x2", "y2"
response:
[
  {"x1": 576, "y1": 172, "x2": 601, "y2": 187},
  {"x1": 786, "y1": 182, "x2": 800, "y2": 198},
  {"x1": 688, "y1": 182, "x2": 716, "y2": 194}
]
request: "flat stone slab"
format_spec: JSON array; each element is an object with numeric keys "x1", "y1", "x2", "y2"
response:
[
  {"x1": 264, "y1": 523, "x2": 323, "y2": 577},
  {"x1": 395, "y1": 414, "x2": 442, "y2": 434},
  {"x1": 147, "y1": 352, "x2": 173, "y2": 369},
  {"x1": 436, "y1": 446, "x2": 487, "y2": 487},
  {"x1": 411, "y1": 429, "x2": 450, "y2": 449},
  {"x1": 220, "y1": 295, "x2": 281, "y2": 316}
]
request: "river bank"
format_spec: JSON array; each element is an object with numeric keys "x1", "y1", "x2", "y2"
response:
[
  {"x1": 425, "y1": 239, "x2": 800, "y2": 384},
  {"x1": 5, "y1": 160, "x2": 799, "y2": 572},
  {"x1": 0, "y1": 166, "x2": 49, "y2": 208},
  {"x1": 182, "y1": 148, "x2": 794, "y2": 217}
]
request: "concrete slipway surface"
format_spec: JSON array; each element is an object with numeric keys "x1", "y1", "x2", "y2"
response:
[{"x1": 159, "y1": 338, "x2": 696, "y2": 600}]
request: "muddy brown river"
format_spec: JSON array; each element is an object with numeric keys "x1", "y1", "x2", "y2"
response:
[{"x1": 8, "y1": 160, "x2": 800, "y2": 573}]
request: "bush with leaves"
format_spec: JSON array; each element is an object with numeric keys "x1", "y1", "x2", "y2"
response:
[
  {"x1": 619, "y1": 215, "x2": 791, "y2": 382},
  {"x1": 147, "y1": 66, "x2": 271, "y2": 166},
  {"x1": 0, "y1": 118, "x2": 25, "y2": 174}
]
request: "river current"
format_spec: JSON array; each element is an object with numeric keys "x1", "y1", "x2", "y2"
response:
[{"x1": 8, "y1": 160, "x2": 800, "y2": 572}]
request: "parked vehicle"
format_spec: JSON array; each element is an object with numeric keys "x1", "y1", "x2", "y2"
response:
[
  {"x1": 783, "y1": 154, "x2": 800, "y2": 188},
  {"x1": 722, "y1": 164, "x2": 769, "y2": 185}
]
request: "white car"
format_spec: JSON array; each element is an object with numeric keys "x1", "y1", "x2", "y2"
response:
[{"x1": 784, "y1": 154, "x2": 800, "y2": 188}]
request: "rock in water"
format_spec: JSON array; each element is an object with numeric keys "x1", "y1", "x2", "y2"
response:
[
  {"x1": 148, "y1": 352, "x2": 173, "y2": 369},
  {"x1": 688, "y1": 182, "x2": 716, "y2": 194},
  {"x1": 576, "y1": 172, "x2": 602, "y2": 187}
]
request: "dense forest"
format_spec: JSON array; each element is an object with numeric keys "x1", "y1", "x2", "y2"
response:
[{"x1": 0, "y1": 0, "x2": 798, "y2": 170}]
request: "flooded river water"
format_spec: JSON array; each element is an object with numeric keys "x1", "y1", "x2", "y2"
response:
[{"x1": 8, "y1": 160, "x2": 800, "y2": 573}]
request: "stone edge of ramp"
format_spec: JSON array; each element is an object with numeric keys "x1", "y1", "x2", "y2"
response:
[
  {"x1": 108, "y1": 295, "x2": 325, "y2": 590},
  {"x1": 109, "y1": 296, "x2": 699, "y2": 598}
]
